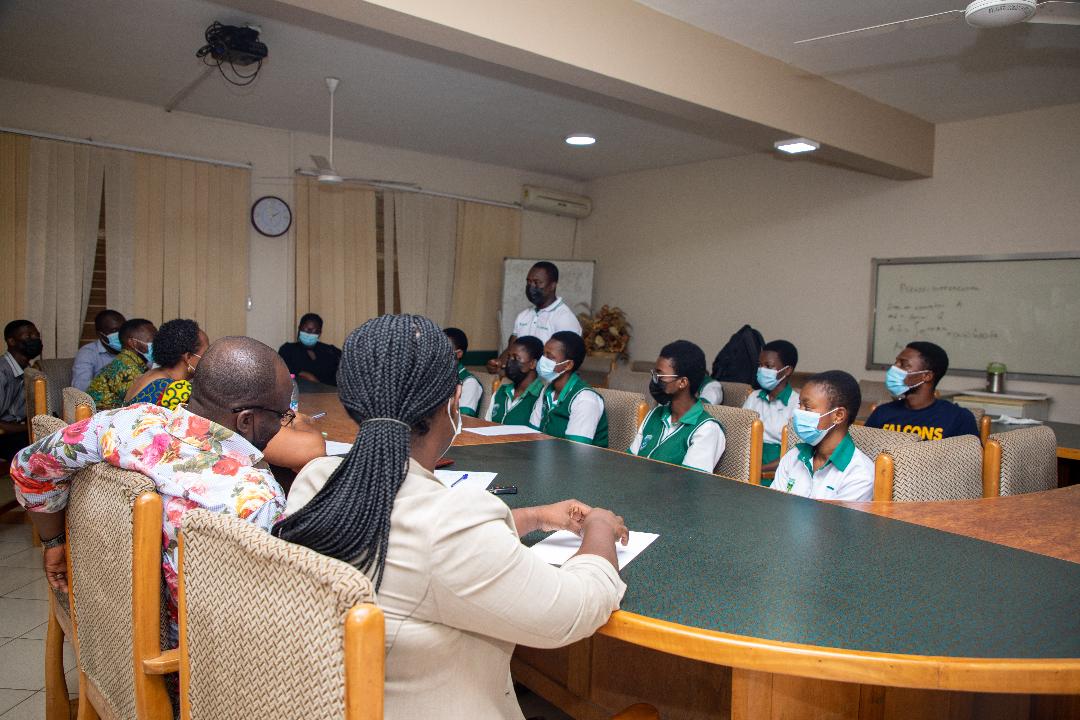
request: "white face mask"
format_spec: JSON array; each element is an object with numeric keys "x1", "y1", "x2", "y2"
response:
[{"x1": 443, "y1": 397, "x2": 462, "y2": 457}]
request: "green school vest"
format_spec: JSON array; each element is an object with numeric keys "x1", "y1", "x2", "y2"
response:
[
  {"x1": 490, "y1": 379, "x2": 543, "y2": 425},
  {"x1": 457, "y1": 363, "x2": 481, "y2": 417},
  {"x1": 631, "y1": 401, "x2": 721, "y2": 468},
  {"x1": 536, "y1": 373, "x2": 609, "y2": 447}
]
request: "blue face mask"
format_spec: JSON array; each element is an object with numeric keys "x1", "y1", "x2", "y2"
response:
[
  {"x1": 101, "y1": 332, "x2": 122, "y2": 352},
  {"x1": 756, "y1": 365, "x2": 789, "y2": 392},
  {"x1": 298, "y1": 331, "x2": 319, "y2": 347},
  {"x1": 792, "y1": 407, "x2": 839, "y2": 447},
  {"x1": 536, "y1": 356, "x2": 569, "y2": 384},
  {"x1": 885, "y1": 365, "x2": 927, "y2": 397},
  {"x1": 136, "y1": 340, "x2": 154, "y2": 366}
]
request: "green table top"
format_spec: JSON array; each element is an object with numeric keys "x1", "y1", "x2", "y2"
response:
[{"x1": 449, "y1": 440, "x2": 1080, "y2": 660}]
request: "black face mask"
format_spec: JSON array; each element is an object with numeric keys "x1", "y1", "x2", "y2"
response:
[
  {"x1": 525, "y1": 285, "x2": 545, "y2": 307},
  {"x1": 505, "y1": 358, "x2": 529, "y2": 385},
  {"x1": 19, "y1": 338, "x2": 43, "y2": 359},
  {"x1": 649, "y1": 378, "x2": 673, "y2": 406}
]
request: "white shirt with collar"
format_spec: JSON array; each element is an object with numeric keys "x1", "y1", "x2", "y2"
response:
[
  {"x1": 771, "y1": 434, "x2": 874, "y2": 501},
  {"x1": 512, "y1": 297, "x2": 582, "y2": 344},
  {"x1": 698, "y1": 379, "x2": 724, "y2": 406},
  {"x1": 72, "y1": 340, "x2": 118, "y2": 391},
  {"x1": 742, "y1": 383, "x2": 800, "y2": 446}
]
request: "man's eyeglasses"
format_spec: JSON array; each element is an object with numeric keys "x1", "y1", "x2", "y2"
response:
[{"x1": 231, "y1": 406, "x2": 296, "y2": 427}]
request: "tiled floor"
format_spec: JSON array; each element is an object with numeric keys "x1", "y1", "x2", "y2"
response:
[{"x1": 0, "y1": 519, "x2": 78, "y2": 719}]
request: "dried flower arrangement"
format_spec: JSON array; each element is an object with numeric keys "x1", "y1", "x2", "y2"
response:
[{"x1": 577, "y1": 305, "x2": 631, "y2": 357}]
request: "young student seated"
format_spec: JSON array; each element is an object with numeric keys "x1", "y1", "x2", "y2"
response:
[
  {"x1": 866, "y1": 341, "x2": 977, "y2": 440},
  {"x1": 628, "y1": 340, "x2": 725, "y2": 473},
  {"x1": 742, "y1": 339, "x2": 800, "y2": 484},
  {"x1": 486, "y1": 335, "x2": 544, "y2": 425},
  {"x1": 698, "y1": 375, "x2": 724, "y2": 405},
  {"x1": 444, "y1": 327, "x2": 483, "y2": 417},
  {"x1": 529, "y1": 331, "x2": 609, "y2": 447},
  {"x1": 771, "y1": 370, "x2": 874, "y2": 502}
]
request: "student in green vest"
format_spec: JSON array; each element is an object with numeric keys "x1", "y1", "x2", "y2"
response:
[
  {"x1": 741, "y1": 339, "x2": 800, "y2": 484},
  {"x1": 444, "y1": 327, "x2": 483, "y2": 417},
  {"x1": 485, "y1": 335, "x2": 545, "y2": 425},
  {"x1": 528, "y1": 331, "x2": 609, "y2": 447},
  {"x1": 628, "y1": 340, "x2": 725, "y2": 472}
]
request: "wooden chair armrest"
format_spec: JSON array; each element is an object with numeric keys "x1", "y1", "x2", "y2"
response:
[
  {"x1": 611, "y1": 703, "x2": 659, "y2": 720},
  {"x1": 142, "y1": 648, "x2": 180, "y2": 675}
]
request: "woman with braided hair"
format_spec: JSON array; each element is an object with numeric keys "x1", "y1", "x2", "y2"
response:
[{"x1": 278, "y1": 314, "x2": 629, "y2": 720}]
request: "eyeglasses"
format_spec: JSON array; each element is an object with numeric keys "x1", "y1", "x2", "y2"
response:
[
  {"x1": 650, "y1": 371, "x2": 680, "y2": 383},
  {"x1": 231, "y1": 406, "x2": 296, "y2": 427}
]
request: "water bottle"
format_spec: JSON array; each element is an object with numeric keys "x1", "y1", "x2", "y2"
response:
[{"x1": 289, "y1": 374, "x2": 300, "y2": 413}]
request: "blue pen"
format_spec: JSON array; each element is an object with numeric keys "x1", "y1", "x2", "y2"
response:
[{"x1": 451, "y1": 473, "x2": 469, "y2": 488}]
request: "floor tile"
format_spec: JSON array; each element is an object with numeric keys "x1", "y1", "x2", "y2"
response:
[
  {"x1": 0, "y1": 569, "x2": 42, "y2": 597},
  {"x1": 0, "y1": 689, "x2": 33, "y2": 715},
  {"x1": 0, "y1": 638, "x2": 76, "y2": 690},
  {"x1": 0, "y1": 525, "x2": 30, "y2": 543},
  {"x1": 3, "y1": 578, "x2": 47, "y2": 601},
  {"x1": 0, "y1": 690, "x2": 44, "y2": 719},
  {"x1": 0, "y1": 599, "x2": 48, "y2": 638},
  {"x1": 0, "y1": 548, "x2": 41, "y2": 570},
  {"x1": 65, "y1": 667, "x2": 79, "y2": 700},
  {"x1": 0, "y1": 542, "x2": 32, "y2": 561},
  {"x1": 17, "y1": 623, "x2": 46, "y2": 641}
]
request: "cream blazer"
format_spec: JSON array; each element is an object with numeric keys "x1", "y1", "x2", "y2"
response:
[{"x1": 287, "y1": 457, "x2": 626, "y2": 720}]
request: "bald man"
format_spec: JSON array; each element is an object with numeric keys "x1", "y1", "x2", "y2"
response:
[{"x1": 10, "y1": 336, "x2": 292, "y2": 646}]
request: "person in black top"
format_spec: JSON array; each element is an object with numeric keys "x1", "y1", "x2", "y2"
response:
[
  {"x1": 278, "y1": 313, "x2": 342, "y2": 386},
  {"x1": 865, "y1": 341, "x2": 978, "y2": 440}
]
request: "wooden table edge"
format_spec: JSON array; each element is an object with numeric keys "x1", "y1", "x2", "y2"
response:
[{"x1": 596, "y1": 611, "x2": 1080, "y2": 694}]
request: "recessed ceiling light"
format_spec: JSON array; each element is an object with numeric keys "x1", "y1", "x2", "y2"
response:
[
  {"x1": 774, "y1": 138, "x2": 820, "y2": 154},
  {"x1": 565, "y1": 134, "x2": 597, "y2": 146}
]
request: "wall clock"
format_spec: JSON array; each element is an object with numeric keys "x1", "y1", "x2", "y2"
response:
[{"x1": 251, "y1": 195, "x2": 292, "y2": 237}]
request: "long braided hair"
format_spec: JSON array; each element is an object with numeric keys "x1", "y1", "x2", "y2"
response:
[{"x1": 273, "y1": 314, "x2": 458, "y2": 588}]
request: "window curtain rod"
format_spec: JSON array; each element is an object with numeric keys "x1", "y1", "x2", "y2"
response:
[{"x1": 0, "y1": 126, "x2": 252, "y2": 170}]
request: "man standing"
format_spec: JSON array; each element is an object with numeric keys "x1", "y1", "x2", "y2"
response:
[
  {"x1": 71, "y1": 309, "x2": 126, "y2": 391},
  {"x1": 0, "y1": 320, "x2": 42, "y2": 459},
  {"x1": 87, "y1": 318, "x2": 157, "y2": 409},
  {"x1": 487, "y1": 261, "x2": 582, "y2": 374},
  {"x1": 11, "y1": 336, "x2": 292, "y2": 645}
]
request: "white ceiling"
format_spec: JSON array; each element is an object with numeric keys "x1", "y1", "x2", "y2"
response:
[
  {"x1": 635, "y1": 0, "x2": 1080, "y2": 122},
  {"x1": 0, "y1": 0, "x2": 758, "y2": 181}
]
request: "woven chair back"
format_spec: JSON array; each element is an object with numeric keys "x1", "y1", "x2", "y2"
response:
[
  {"x1": 703, "y1": 404, "x2": 761, "y2": 482},
  {"x1": 593, "y1": 387, "x2": 646, "y2": 452},
  {"x1": 989, "y1": 426, "x2": 1057, "y2": 496},
  {"x1": 179, "y1": 511, "x2": 377, "y2": 720}
]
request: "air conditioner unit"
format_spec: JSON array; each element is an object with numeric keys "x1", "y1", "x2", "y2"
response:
[{"x1": 521, "y1": 185, "x2": 592, "y2": 219}]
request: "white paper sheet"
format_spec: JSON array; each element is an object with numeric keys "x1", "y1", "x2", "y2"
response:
[
  {"x1": 463, "y1": 425, "x2": 541, "y2": 437},
  {"x1": 530, "y1": 530, "x2": 659, "y2": 570},
  {"x1": 433, "y1": 470, "x2": 499, "y2": 491},
  {"x1": 324, "y1": 441, "x2": 353, "y2": 455},
  {"x1": 993, "y1": 415, "x2": 1043, "y2": 425}
]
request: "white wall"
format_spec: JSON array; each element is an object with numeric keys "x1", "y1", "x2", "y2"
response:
[
  {"x1": 579, "y1": 103, "x2": 1080, "y2": 422},
  {"x1": 0, "y1": 77, "x2": 581, "y2": 346}
]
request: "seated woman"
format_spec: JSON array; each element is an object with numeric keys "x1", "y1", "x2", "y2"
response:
[
  {"x1": 771, "y1": 370, "x2": 874, "y2": 502},
  {"x1": 278, "y1": 315, "x2": 628, "y2": 720},
  {"x1": 278, "y1": 312, "x2": 342, "y2": 386},
  {"x1": 628, "y1": 340, "x2": 725, "y2": 473},
  {"x1": 124, "y1": 318, "x2": 207, "y2": 409},
  {"x1": 528, "y1": 331, "x2": 609, "y2": 447},
  {"x1": 485, "y1": 335, "x2": 544, "y2": 425}
]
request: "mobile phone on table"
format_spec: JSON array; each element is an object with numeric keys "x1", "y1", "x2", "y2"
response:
[
  {"x1": 489, "y1": 485, "x2": 517, "y2": 495},
  {"x1": 436, "y1": 457, "x2": 454, "y2": 469}
]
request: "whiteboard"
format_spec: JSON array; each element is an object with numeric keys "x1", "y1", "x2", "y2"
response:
[
  {"x1": 500, "y1": 258, "x2": 594, "y2": 345},
  {"x1": 868, "y1": 254, "x2": 1080, "y2": 383}
]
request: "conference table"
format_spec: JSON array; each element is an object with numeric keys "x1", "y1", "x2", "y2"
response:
[{"x1": 301, "y1": 391, "x2": 1080, "y2": 720}]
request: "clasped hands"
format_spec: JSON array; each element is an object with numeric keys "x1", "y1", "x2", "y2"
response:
[{"x1": 525, "y1": 499, "x2": 629, "y2": 545}]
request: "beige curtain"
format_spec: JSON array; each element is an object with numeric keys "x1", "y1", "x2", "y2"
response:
[
  {"x1": 0, "y1": 132, "x2": 30, "y2": 324},
  {"x1": 449, "y1": 201, "x2": 521, "y2": 349},
  {"x1": 294, "y1": 178, "x2": 378, "y2": 347},
  {"x1": 391, "y1": 191, "x2": 459, "y2": 326},
  {"x1": 25, "y1": 137, "x2": 105, "y2": 359},
  {"x1": 105, "y1": 154, "x2": 250, "y2": 339}
]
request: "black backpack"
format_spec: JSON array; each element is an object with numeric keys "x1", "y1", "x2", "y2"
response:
[{"x1": 710, "y1": 325, "x2": 765, "y2": 386}]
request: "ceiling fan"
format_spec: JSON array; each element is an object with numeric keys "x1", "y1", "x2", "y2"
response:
[
  {"x1": 284, "y1": 77, "x2": 419, "y2": 190},
  {"x1": 795, "y1": 0, "x2": 1080, "y2": 44}
]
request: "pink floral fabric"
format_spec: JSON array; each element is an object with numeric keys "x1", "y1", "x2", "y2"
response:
[{"x1": 10, "y1": 403, "x2": 285, "y2": 641}]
